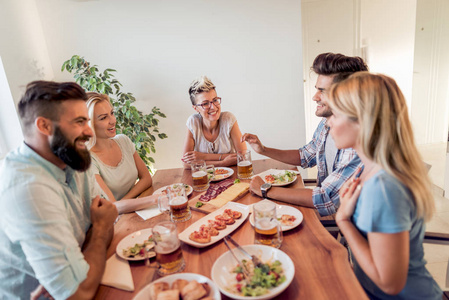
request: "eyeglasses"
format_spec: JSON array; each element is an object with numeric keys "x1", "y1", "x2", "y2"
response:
[{"x1": 195, "y1": 97, "x2": 222, "y2": 110}]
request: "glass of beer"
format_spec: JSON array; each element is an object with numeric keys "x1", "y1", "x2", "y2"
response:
[
  {"x1": 253, "y1": 200, "x2": 283, "y2": 248},
  {"x1": 152, "y1": 221, "x2": 185, "y2": 275},
  {"x1": 237, "y1": 150, "x2": 254, "y2": 179},
  {"x1": 191, "y1": 160, "x2": 214, "y2": 192},
  {"x1": 167, "y1": 185, "x2": 191, "y2": 223}
]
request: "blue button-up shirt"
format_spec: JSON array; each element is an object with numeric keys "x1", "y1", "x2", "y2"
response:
[
  {"x1": 299, "y1": 118, "x2": 362, "y2": 216},
  {"x1": 0, "y1": 143, "x2": 101, "y2": 300}
]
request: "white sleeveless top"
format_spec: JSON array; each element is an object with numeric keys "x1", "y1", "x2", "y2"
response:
[
  {"x1": 186, "y1": 111, "x2": 237, "y2": 154},
  {"x1": 90, "y1": 134, "x2": 138, "y2": 200}
]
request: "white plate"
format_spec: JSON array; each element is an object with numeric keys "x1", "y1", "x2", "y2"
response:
[
  {"x1": 249, "y1": 205, "x2": 303, "y2": 231},
  {"x1": 210, "y1": 167, "x2": 234, "y2": 182},
  {"x1": 153, "y1": 183, "x2": 193, "y2": 197},
  {"x1": 133, "y1": 273, "x2": 221, "y2": 300},
  {"x1": 255, "y1": 169, "x2": 297, "y2": 186},
  {"x1": 179, "y1": 202, "x2": 249, "y2": 248},
  {"x1": 116, "y1": 228, "x2": 155, "y2": 261},
  {"x1": 211, "y1": 244, "x2": 295, "y2": 300}
]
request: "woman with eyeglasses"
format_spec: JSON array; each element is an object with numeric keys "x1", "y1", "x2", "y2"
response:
[
  {"x1": 182, "y1": 76, "x2": 247, "y2": 168},
  {"x1": 327, "y1": 73, "x2": 441, "y2": 299}
]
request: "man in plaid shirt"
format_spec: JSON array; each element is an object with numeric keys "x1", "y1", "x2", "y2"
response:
[{"x1": 242, "y1": 53, "x2": 368, "y2": 216}]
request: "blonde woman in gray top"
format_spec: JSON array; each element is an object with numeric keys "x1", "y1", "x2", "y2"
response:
[
  {"x1": 182, "y1": 76, "x2": 247, "y2": 168},
  {"x1": 86, "y1": 92, "x2": 155, "y2": 214}
]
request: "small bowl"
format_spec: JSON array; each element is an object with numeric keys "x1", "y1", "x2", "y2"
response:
[{"x1": 211, "y1": 244, "x2": 295, "y2": 300}]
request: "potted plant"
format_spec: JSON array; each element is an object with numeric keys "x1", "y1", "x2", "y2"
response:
[{"x1": 61, "y1": 55, "x2": 167, "y2": 171}]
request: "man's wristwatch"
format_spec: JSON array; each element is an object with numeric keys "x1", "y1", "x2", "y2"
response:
[{"x1": 261, "y1": 183, "x2": 272, "y2": 198}]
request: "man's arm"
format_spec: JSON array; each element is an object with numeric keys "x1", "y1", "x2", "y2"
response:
[
  {"x1": 241, "y1": 133, "x2": 302, "y2": 166},
  {"x1": 67, "y1": 196, "x2": 117, "y2": 300},
  {"x1": 249, "y1": 176, "x2": 314, "y2": 207}
]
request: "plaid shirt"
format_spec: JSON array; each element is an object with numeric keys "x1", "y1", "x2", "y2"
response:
[{"x1": 299, "y1": 118, "x2": 362, "y2": 216}]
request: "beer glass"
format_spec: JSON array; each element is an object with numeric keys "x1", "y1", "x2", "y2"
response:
[
  {"x1": 253, "y1": 200, "x2": 282, "y2": 248},
  {"x1": 167, "y1": 184, "x2": 191, "y2": 223},
  {"x1": 152, "y1": 221, "x2": 185, "y2": 275},
  {"x1": 190, "y1": 160, "x2": 214, "y2": 192},
  {"x1": 237, "y1": 150, "x2": 254, "y2": 179}
]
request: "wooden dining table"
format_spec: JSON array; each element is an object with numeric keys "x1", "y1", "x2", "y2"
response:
[{"x1": 94, "y1": 159, "x2": 367, "y2": 299}]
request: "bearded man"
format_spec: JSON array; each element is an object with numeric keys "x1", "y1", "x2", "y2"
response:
[{"x1": 0, "y1": 81, "x2": 117, "y2": 299}]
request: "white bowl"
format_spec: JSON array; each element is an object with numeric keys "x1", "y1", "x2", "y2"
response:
[
  {"x1": 211, "y1": 245, "x2": 295, "y2": 300},
  {"x1": 133, "y1": 273, "x2": 221, "y2": 300}
]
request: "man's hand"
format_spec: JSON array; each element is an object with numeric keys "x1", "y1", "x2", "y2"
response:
[
  {"x1": 90, "y1": 196, "x2": 117, "y2": 244},
  {"x1": 30, "y1": 284, "x2": 53, "y2": 300},
  {"x1": 182, "y1": 151, "x2": 204, "y2": 164},
  {"x1": 336, "y1": 176, "x2": 362, "y2": 224},
  {"x1": 241, "y1": 133, "x2": 265, "y2": 154},
  {"x1": 249, "y1": 176, "x2": 264, "y2": 197}
]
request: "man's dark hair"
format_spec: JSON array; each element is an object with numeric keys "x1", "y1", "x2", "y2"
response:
[
  {"x1": 18, "y1": 81, "x2": 87, "y2": 135},
  {"x1": 312, "y1": 53, "x2": 368, "y2": 80}
]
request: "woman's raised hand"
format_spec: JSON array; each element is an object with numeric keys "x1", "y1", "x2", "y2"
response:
[{"x1": 336, "y1": 173, "x2": 362, "y2": 224}]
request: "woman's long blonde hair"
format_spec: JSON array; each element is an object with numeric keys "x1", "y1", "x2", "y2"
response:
[
  {"x1": 85, "y1": 92, "x2": 112, "y2": 149},
  {"x1": 329, "y1": 72, "x2": 435, "y2": 221}
]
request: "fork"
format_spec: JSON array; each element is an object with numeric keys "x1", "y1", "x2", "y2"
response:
[{"x1": 225, "y1": 235, "x2": 262, "y2": 267}]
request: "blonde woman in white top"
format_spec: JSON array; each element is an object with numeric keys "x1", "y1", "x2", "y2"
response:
[
  {"x1": 182, "y1": 76, "x2": 247, "y2": 168},
  {"x1": 86, "y1": 92, "x2": 154, "y2": 214}
]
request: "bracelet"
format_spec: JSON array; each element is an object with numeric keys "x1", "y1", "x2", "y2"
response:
[{"x1": 219, "y1": 154, "x2": 223, "y2": 161}]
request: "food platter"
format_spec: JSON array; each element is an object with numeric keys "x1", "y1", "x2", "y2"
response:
[
  {"x1": 116, "y1": 228, "x2": 155, "y2": 261},
  {"x1": 249, "y1": 204, "x2": 303, "y2": 231},
  {"x1": 209, "y1": 167, "x2": 234, "y2": 181},
  {"x1": 133, "y1": 273, "x2": 221, "y2": 300},
  {"x1": 211, "y1": 244, "x2": 295, "y2": 300},
  {"x1": 179, "y1": 202, "x2": 249, "y2": 248},
  {"x1": 153, "y1": 183, "x2": 193, "y2": 197},
  {"x1": 255, "y1": 169, "x2": 297, "y2": 186}
]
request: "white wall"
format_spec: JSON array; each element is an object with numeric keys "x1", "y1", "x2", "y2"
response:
[
  {"x1": 411, "y1": 0, "x2": 449, "y2": 145},
  {"x1": 0, "y1": 0, "x2": 53, "y2": 155},
  {"x1": 301, "y1": 0, "x2": 358, "y2": 141},
  {"x1": 0, "y1": 57, "x2": 23, "y2": 158},
  {"x1": 0, "y1": 0, "x2": 54, "y2": 100},
  {"x1": 26, "y1": 0, "x2": 306, "y2": 170},
  {"x1": 360, "y1": 0, "x2": 417, "y2": 107}
]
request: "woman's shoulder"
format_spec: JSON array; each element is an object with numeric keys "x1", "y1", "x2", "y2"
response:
[
  {"x1": 363, "y1": 170, "x2": 413, "y2": 208},
  {"x1": 220, "y1": 111, "x2": 236, "y2": 122},
  {"x1": 114, "y1": 134, "x2": 135, "y2": 153},
  {"x1": 186, "y1": 113, "x2": 202, "y2": 129}
]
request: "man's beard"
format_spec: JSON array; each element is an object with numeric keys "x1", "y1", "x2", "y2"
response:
[{"x1": 50, "y1": 126, "x2": 91, "y2": 171}]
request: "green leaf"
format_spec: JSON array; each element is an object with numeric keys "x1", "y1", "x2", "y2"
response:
[{"x1": 149, "y1": 157, "x2": 155, "y2": 163}]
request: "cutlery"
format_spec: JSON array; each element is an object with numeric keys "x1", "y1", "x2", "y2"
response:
[
  {"x1": 225, "y1": 235, "x2": 262, "y2": 267},
  {"x1": 223, "y1": 237, "x2": 251, "y2": 284}
]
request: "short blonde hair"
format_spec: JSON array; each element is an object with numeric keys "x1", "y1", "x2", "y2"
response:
[
  {"x1": 86, "y1": 92, "x2": 112, "y2": 149},
  {"x1": 188, "y1": 76, "x2": 216, "y2": 105},
  {"x1": 329, "y1": 72, "x2": 435, "y2": 221}
]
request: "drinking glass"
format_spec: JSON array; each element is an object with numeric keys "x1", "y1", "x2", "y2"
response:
[
  {"x1": 237, "y1": 150, "x2": 254, "y2": 179},
  {"x1": 167, "y1": 184, "x2": 191, "y2": 223},
  {"x1": 158, "y1": 193, "x2": 170, "y2": 218},
  {"x1": 253, "y1": 200, "x2": 283, "y2": 248},
  {"x1": 190, "y1": 160, "x2": 214, "y2": 192},
  {"x1": 152, "y1": 221, "x2": 185, "y2": 275}
]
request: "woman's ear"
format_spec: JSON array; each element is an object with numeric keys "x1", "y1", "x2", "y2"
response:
[{"x1": 35, "y1": 117, "x2": 54, "y2": 136}]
